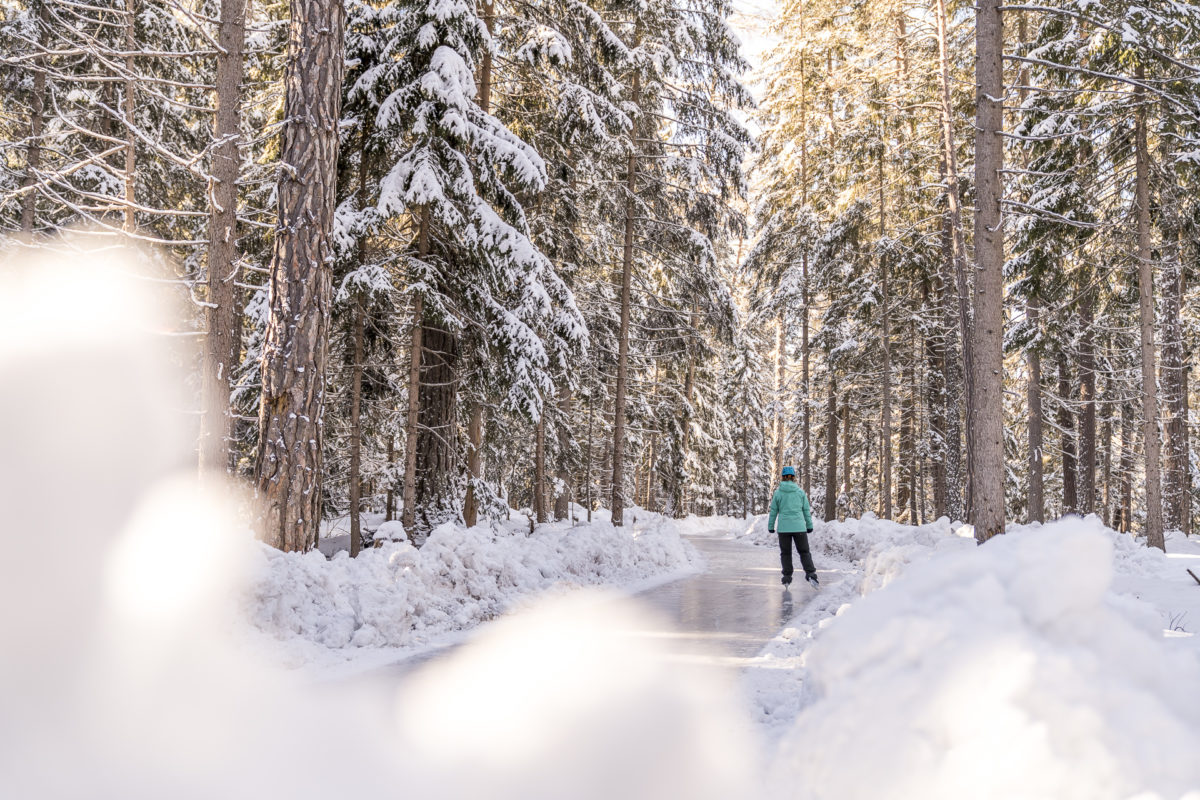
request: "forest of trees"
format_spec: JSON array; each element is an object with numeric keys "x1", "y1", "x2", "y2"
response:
[{"x1": 2, "y1": 0, "x2": 1198, "y2": 552}]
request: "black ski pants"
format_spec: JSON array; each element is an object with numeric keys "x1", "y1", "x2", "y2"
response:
[{"x1": 778, "y1": 531, "x2": 816, "y2": 579}]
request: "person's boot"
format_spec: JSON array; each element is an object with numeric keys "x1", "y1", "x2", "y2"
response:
[
  {"x1": 806, "y1": 573, "x2": 819, "y2": 589},
  {"x1": 781, "y1": 574, "x2": 792, "y2": 586}
]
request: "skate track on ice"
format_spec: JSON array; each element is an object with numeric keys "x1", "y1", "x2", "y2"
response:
[{"x1": 369, "y1": 524, "x2": 805, "y2": 679}]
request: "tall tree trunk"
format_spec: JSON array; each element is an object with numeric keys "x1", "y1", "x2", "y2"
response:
[
  {"x1": 1162, "y1": 213, "x2": 1187, "y2": 533},
  {"x1": 927, "y1": 276, "x2": 949, "y2": 519},
  {"x1": 415, "y1": 322, "x2": 458, "y2": 536},
  {"x1": 936, "y1": 0, "x2": 971, "y2": 522},
  {"x1": 774, "y1": 317, "x2": 786, "y2": 477},
  {"x1": 585, "y1": 393, "x2": 595, "y2": 522},
  {"x1": 401, "y1": 209, "x2": 430, "y2": 534},
  {"x1": 902, "y1": 321, "x2": 912, "y2": 522},
  {"x1": 611, "y1": 68, "x2": 640, "y2": 527},
  {"x1": 534, "y1": 414, "x2": 546, "y2": 523},
  {"x1": 19, "y1": 2, "x2": 49, "y2": 237},
  {"x1": 254, "y1": 0, "x2": 345, "y2": 551},
  {"x1": 123, "y1": 0, "x2": 137, "y2": 233},
  {"x1": 385, "y1": 435, "x2": 396, "y2": 521},
  {"x1": 971, "y1": 0, "x2": 1006, "y2": 541},
  {"x1": 1101, "y1": 383, "x2": 1113, "y2": 528},
  {"x1": 1134, "y1": 69, "x2": 1164, "y2": 550},
  {"x1": 1057, "y1": 351, "x2": 1078, "y2": 514},
  {"x1": 1078, "y1": 292, "x2": 1097, "y2": 514},
  {"x1": 555, "y1": 389, "x2": 573, "y2": 520},
  {"x1": 741, "y1": 428, "x2": 749, "y2": 519},
  {"x1": 1119, "y1": 403, "x2": 1134, "y2": 533},
  {"x1": 463, "y1": 404, "x2": 483, "y2": 526},
  {"x1": 463, "y1": 0, "x2": 495, "y2": 527},
  {"x1": 674, "y1": 309, "x2": 698, "y2": 516},
  {"x1": 348, "y1": 301, "x2": 364, "y2": 557},
  {"x1": 897, "y1": 327, "x2": 916, "y2": 523},
  {"x1": 1017, "y1": 11, "x2": 1044, "y2": 525},
  {"x1": 824, "y1": 374, "x2": 838, "y2": 522},
  {"x1": 200, "y1": 0, "x2": 247, "y2": 474},
  {"x1": 802, "y1": 257, "x2": 811, "y2": 495},
  {"x1": 840, "y1": 400, "x2": 851, "y2": 520},
  {"x1": 878, "y1": 143, "x2": 893, "y2": 519},
  {"x1": 801, "y1": 52, "x2": 812, "y2": 498},
  {"x1": 1027, "y1": 300, "x2": 1045, "y2": 522}
]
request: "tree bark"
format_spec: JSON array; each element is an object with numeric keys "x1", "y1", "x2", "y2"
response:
[
  {"x1": 463, "y1": 403, "x2": 483, "y2": 526},
  {"x1": 840, "y1": 399, "x2": 851, "y2": 520},
  {"x1": 1078, "y1": 292, "x2": 1097, "y2": 514},
  {"x1": 1119, "y1": 403, "x2": 1134, "y2": 533},
  {"x1": 1018, "y1": 10, "x2": 1044, "y2": 525},
  {"x1": 971, "y1": 0, "x2": 1006, "y2": 541},
  {"x1": 878, "y1": 143, "x2": 893, "y2": 519},
  {"x1": 674, "y1": 309, "x2": 698, "y2": 516},
  {"x1": 611, "y1": 68, "x2": 640, "y2": 527},
  {"x1": 897, "y1": 326, "x2": 917, "y2": 523},
  {"x1": 774, "y1": 317, "x2": 786, "y2": 478},
  {"x1": 741, "y1": 428, "x2": 749, "y2": 519},
  {"x1": 200, "y1": 0, "x2": 247, "y2": 473},
  {"x1": 800, "y1": 48, "x2": 812, "y2": 497},
  {"x1": 401, "y1": 209, "x2": 429, "y2": 534},
  {"x1": 385, "y1": 435, "x2": 396, "y2": 521},
  {"x1": 414, "y1": 322, "x2": 458, "y2": 535},
  {"x1": 1057, "y1": 351, "x2": 1078, "y2": 515},
  {"x1": 1162, "y1": 213, "x2": 1187, "y2": 533},
  {"x1": 463, "y1": 0, "x2": 495, "y2": 529},
  {"x1": 534, "y1": 414, "x2": 546, "y2": 523},
  {"x1": 585, "y1": 393, "x2": 594, "y2": 522},
  {"x1": 555, "y1": 389, "x2": 573, "y2": 520},
  {"x1": 1026, "y1": 300, "x2": 1045, "y2": 522},
  {"x1": 349, "y1": 300, "x2": 364, "y2": 557},
  {"x1": 824, "y1": 374, "x2": 838, "y2": 522},
  {"x1": 1134, "y1": 69, "x2": 1164, "y2": 550},
  {"x1": 927, "y1": 276, "x2": 949, "y2": 518},
  {"x1": 254, "y1": 0, "x2": 345, "y2": 551},
  {"x1": 802, "y1": 256, "x2": 811, "y2": 495},
  {"x1": 123, "y1": 0, "x2": 137, "y2": 233},
  {"x1": 936, "y1": 0, "x2": 971, "y2": 522},
  {"x1": 1101, "y1": 371, "x2": 1113, "y2": 528},
  {"x1": 19, "y1": 2, "x2": 49, "y2": 237}
]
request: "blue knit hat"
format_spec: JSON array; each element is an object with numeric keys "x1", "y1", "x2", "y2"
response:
[{"x1": 781, "y1": 466, "x2": 796, "y2": 477}]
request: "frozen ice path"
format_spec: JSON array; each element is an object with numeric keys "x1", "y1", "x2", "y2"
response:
[
  {"x1": 630, "y1": 528, "x2": 803, "y2": 667},
  {"x1": 354, "y1": 526, "x2": 804, "y2": 682}
]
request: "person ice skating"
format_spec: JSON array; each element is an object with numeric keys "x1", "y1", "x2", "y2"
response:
[{"x1": 768, "y1": 466, "x2": 819, "y2": 589}]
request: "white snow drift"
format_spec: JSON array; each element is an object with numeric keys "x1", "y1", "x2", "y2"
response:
[{"x1": 247, "y1": 509, "x2": 699, "y2": 665}]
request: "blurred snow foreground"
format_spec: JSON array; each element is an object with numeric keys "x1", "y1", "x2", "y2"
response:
[{"x1": 3, "y1": 245, "x2": 1200, "y2": 800}]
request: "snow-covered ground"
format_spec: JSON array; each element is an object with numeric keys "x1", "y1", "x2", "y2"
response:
[
  {"x1": 732, "y1": 512, "x2": 1200, "y2": 798},
  {"x1": 246, "y1": 506, "x2": 701, "y2": 669}
]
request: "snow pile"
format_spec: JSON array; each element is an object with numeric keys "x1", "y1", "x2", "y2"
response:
[
  {"x1": 770, "y1": 518, "x2": 1200, "y2": 799},
  {"x1": 247, "y1": 509, "x2": 699, "y2": 664},
  {"x1": 0, "y1": 244, "x2": 753, "y2": 800}
]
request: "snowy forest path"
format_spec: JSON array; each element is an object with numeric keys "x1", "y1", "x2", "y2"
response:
[
  {"x1": 632, "y1": 527, "x2": 800, "y2": 666},
  {"x1": 355, "y1": 524, "x2": 803, "y2": 682}
]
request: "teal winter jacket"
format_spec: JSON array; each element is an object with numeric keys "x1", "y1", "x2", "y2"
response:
[{"x1": 768, "y1": 481, "x2": 814, "y2": 533}]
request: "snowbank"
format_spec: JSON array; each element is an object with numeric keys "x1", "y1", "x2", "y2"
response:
[
  {"x1": 770, "y1": 518, "x2": 1200, "y2": 799},
  {"x1": 246, "y1": 508, "x2": 700, "y2": 665}
]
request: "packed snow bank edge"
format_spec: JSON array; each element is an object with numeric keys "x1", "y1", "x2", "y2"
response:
[
  {"x1": 771, "y1": 518, "x2": 1200, "y2": 800},
  {"x1": 245, "y1": 509, "x2": 701, "y2": 665}
]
